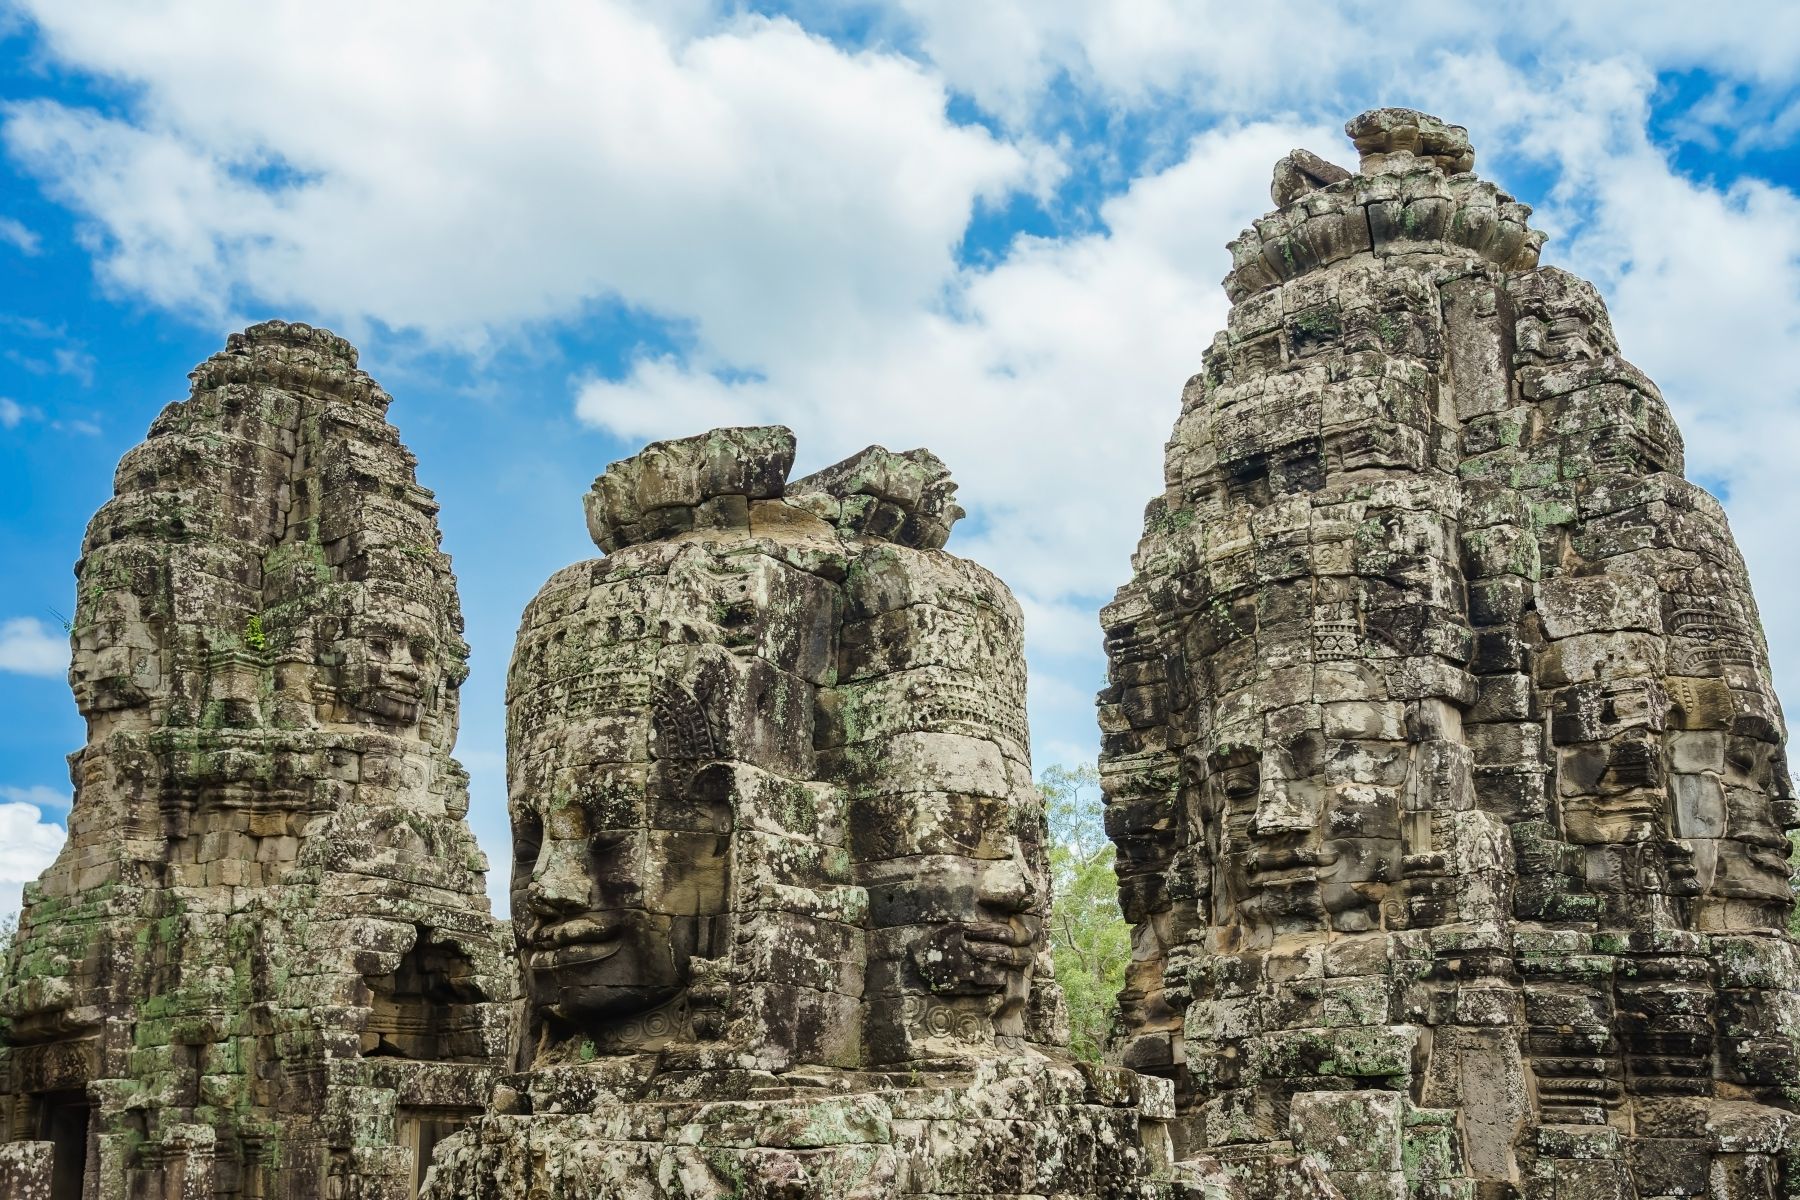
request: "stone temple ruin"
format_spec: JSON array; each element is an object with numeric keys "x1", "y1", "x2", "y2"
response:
[
  {"x1": 0, "y1": 324, "x2": 515, "y2": 1198},
  {"x1": 419, "y1": 426, "x2": 1183, "y2": 1198},
  {"x1": 0, "y1": 109, "x2": 1795, "y2": 1199},
  {"x1": 1100, "y1": 109, "x2": 1799, "y2": 1197}
]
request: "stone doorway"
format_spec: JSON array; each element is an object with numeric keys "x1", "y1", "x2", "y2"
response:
[{"x1": 32, "y1": 1090, "x2": 88, "y2": 1200}]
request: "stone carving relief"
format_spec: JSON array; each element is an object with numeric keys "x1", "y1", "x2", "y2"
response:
[
  {"x1": 0, "y1": 323, "x2": 514, "y2": 1200},
  {"x1": 422, "y1": 428, "x2": 1186, "y2": 1199},
  {"x1": 1101, "y1": 109, "x2": 1799, "y2": 1200}
]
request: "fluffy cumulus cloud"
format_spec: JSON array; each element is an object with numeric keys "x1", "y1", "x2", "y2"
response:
[
  {"x1": 0, "y1": 790, "x2": 67, "y2": 919},
  {"x1": 5, "y1": 0, "x2": 1036, "y2": 349},
  {"x1": 7, "y1": 0, "x2": 1800, "y2": 756},
  {"x1": 0, "y1": 616, "x2": 66, "y2": 677}
]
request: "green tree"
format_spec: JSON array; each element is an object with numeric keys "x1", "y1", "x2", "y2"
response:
[
  {"x1": 1041, "y1": 764, "x2": 1131, "y2": 1062},
  {"x1": 1790, "y1": 831, "x2": 1800, "y2": 940}
]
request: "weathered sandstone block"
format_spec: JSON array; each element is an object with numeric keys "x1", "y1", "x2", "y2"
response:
[
  {"x1": 1100, "y1": 109, "x2": 1799, "y2": 1200},
  {"x1": 0, "y1": 322, "x2": 514, "y2": 1200}
]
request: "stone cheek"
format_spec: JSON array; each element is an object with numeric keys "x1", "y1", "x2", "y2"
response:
[
  {"x1": 0, "y1": 322, "x2": 515, "y2": 1199},
  {"x1": 1102, "y1": 109, "x2": 1800, "y2": 1199}
]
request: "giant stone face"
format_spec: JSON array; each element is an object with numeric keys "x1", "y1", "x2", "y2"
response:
[
  {"x1": 1100, "y1": 109, "x2": 1800, "y2": 1194},
  {"x1": 507, "y1": 428, "x2": 1063, "y2": 1067}
]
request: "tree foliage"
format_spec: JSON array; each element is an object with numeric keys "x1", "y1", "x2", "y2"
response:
[
  {"x1": 1790, "y1": 831, "x2": 1800, "y2": 941},
  {"x1": 1041, "y1": 764, "x2": 1130, "y2": 1062}
]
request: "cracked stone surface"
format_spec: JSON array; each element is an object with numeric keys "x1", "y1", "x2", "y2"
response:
[
  {"x1": 0, "y1": 322, "x2": 515, "y2": 1199},
  {"x1": 421, "y1": 428, "x2": 1196, "y2": 1199},
  {"x1": 1099, "y1": 109, "x2": 1799, "y2": 1200}
]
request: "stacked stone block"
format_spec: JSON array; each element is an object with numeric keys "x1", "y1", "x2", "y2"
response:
[
  {"x1": 0, "y1": 323, "x2": 515, "y2": 1199},
  {"x1": 1100, "y1": 109, "x2": 1799, "y2": 1199},
  {"x1": 423, "y1": 428, "x2": 1186, "y2": 1199}
]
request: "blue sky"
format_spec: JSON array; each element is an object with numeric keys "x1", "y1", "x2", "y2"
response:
[{"x1": 2, "y1": 1, "x2": 1798, "y2": 916}]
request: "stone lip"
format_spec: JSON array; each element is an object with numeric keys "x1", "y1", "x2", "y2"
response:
[
  {"x1": 583, "y1": 424, "x2": 965, "y2": 552},
  {"x1": 1223, "y1": 109, "x2": 1543, "y2": 302}
]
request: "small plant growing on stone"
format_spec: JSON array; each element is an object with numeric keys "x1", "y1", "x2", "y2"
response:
[{"x1": 244, "y1": 614, "x2": 267, "y2": 651}]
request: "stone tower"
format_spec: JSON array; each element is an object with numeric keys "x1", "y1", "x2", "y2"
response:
[
  {"x1": 0, "y1": 322, "x2": 516, "y2": 1199},
  {"x1": 1099, "y1": 110, "x2": 1798, "y2": 1198},
  {"x1": 424, "y1": 428, "x2": 1189, "y2": 1199}
]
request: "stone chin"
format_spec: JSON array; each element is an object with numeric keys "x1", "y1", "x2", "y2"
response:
[{"x1": 1224, "y1": 845, "x2": 1340, "y2": 934}]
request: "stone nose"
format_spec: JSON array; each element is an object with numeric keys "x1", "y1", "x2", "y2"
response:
[
  {"x1": 976, "y1": 849, "x2": 1038, "y2": 916},
  {"x1": 1251, "y1": 780, "x2": 1317, "y2": 838},
  {"x1": 524, "y1": 838, "x2": 592, "y2": 919}
]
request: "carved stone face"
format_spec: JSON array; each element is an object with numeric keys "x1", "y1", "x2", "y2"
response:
[
  {"x1": 859, "y1": 787, "x2": 1046, "y2": 1031},
  {"x1": 70, "y1": 588, "x2": 148, "y2": 715},
  {"x1": 1210, "y1": 750, "x2": 1299, "y2": 935},
  {"x1": 1207, "y1": 741, "x2": 1402, "y2": 942},
  {"x1": 905, "y1": 838, "x2": 1044, "y2": 1015},
  {"x1": 333, "y1": 613, "x2": 436, "y2": 726},
  {"x1": 511, "y1": 760, "x2": 730, "y2": 1027},
  {"x1": 1704, "y1": 738, "x2": 1798, "y2": 911}
]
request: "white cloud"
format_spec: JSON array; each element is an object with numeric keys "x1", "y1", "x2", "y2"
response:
[
  {"x1": 0, "y1": 785, "x2": 68, "y2": 813},
  {"x1": 0, "y1": 617, "x2": 67, "y2": 677},
  {"x1": 0, "y1": 797, "x2": 67, "y2": 923},
  {"x1": 0, "y1": 216, "x2": 39, "y2": 255},
  {"x1": 0, "y1": 397, "x2": 25, "y2": 428},
  {"x1": 876, "y1": 0, "x2": 1800, "y2": 128},
  {"x1": 5, "y1": 1, "x2": 1034, "y2": 352}
]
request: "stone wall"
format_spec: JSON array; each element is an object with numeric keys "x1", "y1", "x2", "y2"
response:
[{"x1": 1099, "y1": 109, "x2": 1799, "y2": 1200}]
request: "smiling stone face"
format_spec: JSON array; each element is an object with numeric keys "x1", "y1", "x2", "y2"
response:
[
  {"x1": 506, "y1": 552, "x2": 752, "y2": 1051},
  {"x1": 1204, "y1": 740, "x2": 1405, "y2": 946},
  {"x1": 511, "y1": 755, "x2": 731, "y2": 1032},
  {"x1": 506, "y1": 428, "x2": 1065, "y2": 1071},
  {"x1": 333, "y1": 611, "x2": 439, "y2": 726}
]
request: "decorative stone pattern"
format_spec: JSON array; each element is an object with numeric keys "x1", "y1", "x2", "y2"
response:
[
  {"x1": 1099, "y1": 109, "x2": 1800, "y2": 1200},
  {"x1": 0, "y1": 323, "x2": 515, "y2": 1199},
  {"x1": 422, "y1": 428, "x2": 1192, "y2": 1199}
]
